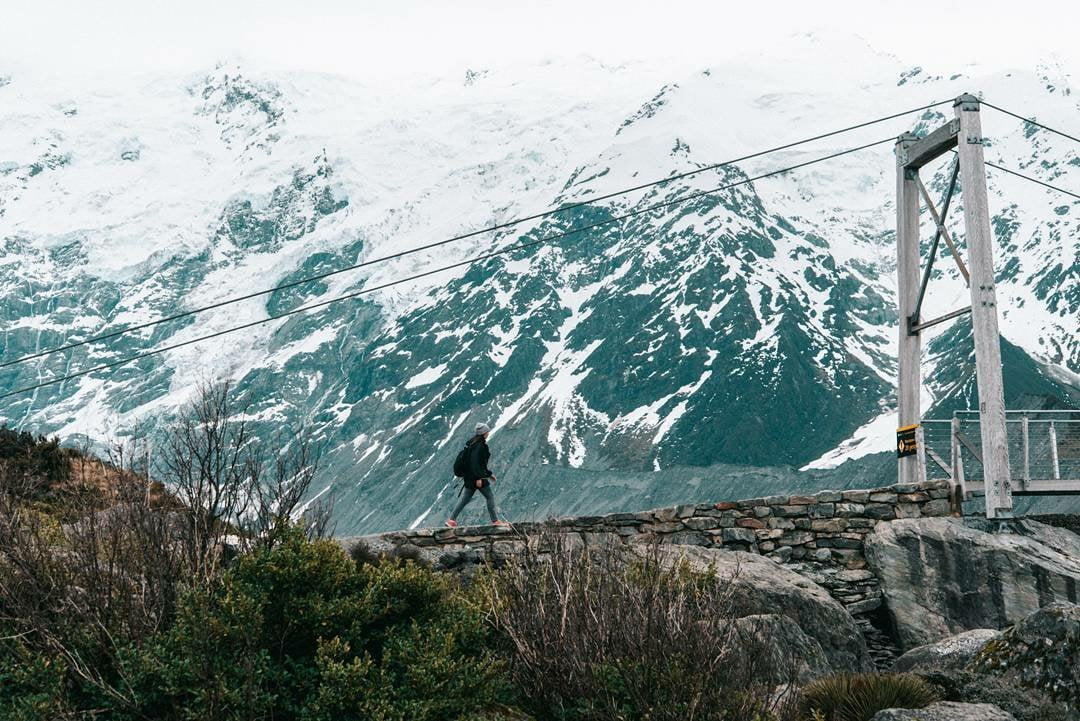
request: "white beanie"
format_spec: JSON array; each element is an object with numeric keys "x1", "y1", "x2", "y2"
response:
[{"x1": 475, "y1": 422, "x2": 491, "y2": 435}]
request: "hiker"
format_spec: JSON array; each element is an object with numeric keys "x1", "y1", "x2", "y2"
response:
[{"x1": 446, "y1": 422, "x2": 508, "y2": 528}]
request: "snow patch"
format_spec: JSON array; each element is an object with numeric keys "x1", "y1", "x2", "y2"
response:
[
  {"x1": 404, "y1": 363, "x2": 448, "y2": 389},
  {"x1": 801, "y1": 408, "x2": 896, "y2": 469}
]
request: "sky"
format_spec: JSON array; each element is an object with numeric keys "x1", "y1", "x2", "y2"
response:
[{"x1": 2, "y1": 0, "x2": 1078, "y2": 82}]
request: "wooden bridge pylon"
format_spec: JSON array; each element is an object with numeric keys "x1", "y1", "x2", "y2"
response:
[{"x1": 894, "y1": 93, "x2": 1014, "y2": 519}]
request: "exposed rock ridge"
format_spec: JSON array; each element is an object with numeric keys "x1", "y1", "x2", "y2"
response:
[{"x1": 870, "y1": 702, "x2": 1016, "y2": 720}]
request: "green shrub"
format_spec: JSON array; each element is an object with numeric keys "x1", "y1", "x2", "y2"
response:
[
  {"x1": 799, "y1": 673, "x2": 939, "y2": 721},
  {"x1": 122, "y1": 525, "x2": 512, "y2": 721},
  {"x1": 0, "y1": 641, "x2": 71, "y2": 721},
  {"x1": 0, "y1": 425, "x2": 69, "y2": 489}
]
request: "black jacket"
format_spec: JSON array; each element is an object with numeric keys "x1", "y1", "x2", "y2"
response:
[{"x1": 463, "y1": 437, "x2": 492, "y2": 484}]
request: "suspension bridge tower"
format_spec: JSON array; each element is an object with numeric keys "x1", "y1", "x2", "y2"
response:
[{"x1": 894, "y1": 93, "x2": 1013, "y2": 519}]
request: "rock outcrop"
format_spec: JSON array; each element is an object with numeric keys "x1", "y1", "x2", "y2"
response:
[
  {"x1": 870, "y1": 702, "x2": 1016, "y2": 720},
  {"x1": 864, "y1": 517, "x2": 1080, "y2": 649},
  {"x1": 886, "y1": 603, "x2": 1078, "y2": 720},
  {"x1": 891, "y1": 629, "x2": 1001, "y2": 673},
  {"x1": 654, "y1": 546, "x2": 873, "y2": 672},
  {"x1": 971, "y1": 601, "x2": 1080, "y2": 706}
]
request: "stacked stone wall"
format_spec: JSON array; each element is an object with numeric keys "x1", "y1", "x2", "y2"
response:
[{"x1": 345, "y1": 479, "x2": 952, "y2": 625}]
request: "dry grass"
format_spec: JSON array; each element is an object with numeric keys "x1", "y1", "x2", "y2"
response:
[{"x1": 798, "y1": 673, "x2": 939, "y2": 721}]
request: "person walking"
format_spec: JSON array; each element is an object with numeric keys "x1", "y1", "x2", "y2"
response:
[{"x1": 446, "y1": 422, "x2": 508, "y2": 527}]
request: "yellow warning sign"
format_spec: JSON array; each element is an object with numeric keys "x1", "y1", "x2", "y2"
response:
[{"x1": 896, "y1": 424, "x2": 919, "y2": 458}]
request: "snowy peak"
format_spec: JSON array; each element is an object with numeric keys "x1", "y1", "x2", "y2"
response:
[
  {"x1": 0, "y1": 47, "x2": 1077, "y2": 533},
  {"x1": 193, "y1": 65, "x2": 287, "y2": 155}
]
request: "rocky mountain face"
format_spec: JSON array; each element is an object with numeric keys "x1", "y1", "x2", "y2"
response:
[{"x1": 1, "y1": 38, "x2": 1077, "y2": 533}]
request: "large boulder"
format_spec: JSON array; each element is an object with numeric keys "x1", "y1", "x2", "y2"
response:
[
  {"x1": 870, "y1": 702, "x2": 1015, "y2": 720},
  {"x1": 732, "y1": 613, "x2": 831, "y2": 683},
  {"x1": 970, "y1": 601, "x2": 1080, "y2": 706},
  {"x1": 892, "y1": 629, "x2": 1001, "y2": 673},
  {"x1": 864, "y1": 517, "x2": 1080, "y2": 649},
  {"x1": 893, "y1": 605, "x2": 1078, "y2": 720},
  {"x1": 655, "y1": 546, "x2": 873, "y2": 672}
]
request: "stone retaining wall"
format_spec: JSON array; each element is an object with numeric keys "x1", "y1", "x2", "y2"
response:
[{"x1": 345, "y1": 479, "x2": 953, "y2": 627}]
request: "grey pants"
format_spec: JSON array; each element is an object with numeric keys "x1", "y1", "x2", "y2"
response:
[{"x1": 450, "y1": 481, "x2": 498, "y2": 523}]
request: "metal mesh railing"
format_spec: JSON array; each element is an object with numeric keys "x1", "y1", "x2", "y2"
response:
[
  {"x1": 920, "y1": 419, "x2": 955, "y2": 480},
  {"x1": 921, "y1": 410, "x2": 1080, "y2": 489}
]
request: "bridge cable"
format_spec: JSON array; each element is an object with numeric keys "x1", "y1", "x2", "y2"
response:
[
  {"x1": 0, "y1": 136, "x2": 895, "y2": 402},
  {"x1": 0, "y1": 101, "x2": 951, "y2": 371},
  {"x1": 982, "y1": 101, "x2": 1080, "y2": 145},
  {"x1": 984, "y1": 160, "x2": 1080, "y2": 201}
]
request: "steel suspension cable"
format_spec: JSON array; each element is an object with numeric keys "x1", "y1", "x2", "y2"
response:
[
  {"x1": 984, "y1": 161, "x2": 1080, "y2": 201},
  {"x1": 0, "y1": 136, "x2": 895, "y2": 402},
  {"x1": 0, "y1": 100, "x2": 951, "y2": 370},
  {"x1": 982, "y1": 101, "x2": 1080, "y2": 145}
]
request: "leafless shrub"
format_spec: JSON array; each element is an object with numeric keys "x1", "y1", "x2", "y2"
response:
[
  {"x1": 155, "y1": 380, "x2": 330, "y2": 581},
  {"x1": 484, "y1": 533, "x2": 800, "y2": 721},
  {"x1": 245, "y1": 429, "x2": 333, "y2": 550},
  {"x1": 0, "y1": 380, "x2": 331, "y2": 709},
  {"x1": 0, "y1": 453, "x2": 181, "y2": 708},
  {"x1": 157, "y1": 380, "x2": 257, "y2": 582}
]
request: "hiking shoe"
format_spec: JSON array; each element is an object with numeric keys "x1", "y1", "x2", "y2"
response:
[
  {"x1": 445, "y1": 519, "x2": 458, "y2": 528},
  {"x1": 493, "y1": 520, "x2": 510, "y2": 527}
]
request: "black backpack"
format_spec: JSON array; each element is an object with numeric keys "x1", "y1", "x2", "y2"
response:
[{"x1": 453, "y1": 440, "x2": 475, "y2": 478}]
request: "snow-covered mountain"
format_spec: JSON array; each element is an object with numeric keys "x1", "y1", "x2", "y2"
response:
[{"x1": 1, "y1": 36, "x2": 1077, "y2": 533}]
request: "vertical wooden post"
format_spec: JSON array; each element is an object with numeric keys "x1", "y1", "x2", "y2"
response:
[
  {"x1": 1049, "y1": 421, "x2": 1060, "y2": 480},
  {"x1": 951, "y1": 416, "x2": 967, "y2": 504},
  {"x1": 896, "y1": 132, "x2": 922, "y2": 486},
  {"x1": 954, "y1": 95, "x2": 1013, "y2": 518},
  {"x1": 1021, "y1": 415, "x2": 1030, "y2": 488}
]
